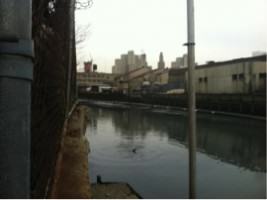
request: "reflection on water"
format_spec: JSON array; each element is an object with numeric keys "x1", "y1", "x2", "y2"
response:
[{"x1": 86, "y1": 107, "x2": 266, "y2": 198}]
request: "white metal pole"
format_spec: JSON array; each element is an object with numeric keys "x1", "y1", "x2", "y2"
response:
[{"x1": 186, "y1": 0, "x2": 197, "y2": 198}]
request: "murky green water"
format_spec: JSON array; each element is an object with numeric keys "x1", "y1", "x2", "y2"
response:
[{"x1": 86, "y1": 106, "x2": 266, "y2": 198}]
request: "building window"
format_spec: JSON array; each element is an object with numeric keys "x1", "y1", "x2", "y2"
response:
[
  {"x1": 259, "y1": 73, "x2": 266, "y2": 91},
  {"x1": 232, "y1": 74, "x2": 238, "y2": 81},
  {"x1": 199, "y1": 78, "x2": 202, "y2": 83},
  {"x1": 239, "y1": 73, "x2": 244, "y2": 80},
  {"x1": 259, "y1": 73, "x2": 266, "y2": 79},
  {"x1": 204, "y1": 77, "x2": 208, "y2": 83}
]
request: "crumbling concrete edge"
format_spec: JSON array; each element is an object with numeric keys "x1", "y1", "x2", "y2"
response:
[{"x1": 48, "y1": 101, "x2": 91, "y2": 198}]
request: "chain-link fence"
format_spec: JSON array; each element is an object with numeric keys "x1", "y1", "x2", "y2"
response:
[{"x1": 31, "y1": 0, "x2": 76, "y2": 197}]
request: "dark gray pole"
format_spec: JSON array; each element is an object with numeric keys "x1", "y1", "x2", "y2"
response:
[
  {"x1": 0, "y1": 0, "x2": 33, "y2": 198},
  {"x1": 66, "y1": 0, "x2": 75, "y2": 114},
  {"x1": 186, "y1": 0, "x2": 197, "y2": 198}
]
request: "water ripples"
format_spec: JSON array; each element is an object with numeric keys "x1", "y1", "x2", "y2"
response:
[{"x1": 89, "y1": 141, "x2": 177, "y2": 166}]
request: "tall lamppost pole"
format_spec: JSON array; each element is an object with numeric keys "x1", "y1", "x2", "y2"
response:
[{"x1": 186, "y1": 0, "x2": 197, "y2": 198}]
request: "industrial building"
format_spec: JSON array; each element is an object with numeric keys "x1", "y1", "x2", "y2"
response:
[
  {"x1": 114, "y1": 66, "x2": 152, "y2": 93},
  {"x1": 114, "y1": 54, "x2": 266, "y2": 94},
  {"x1": 77, "y1": 72, "x2": 116, "y2": 88},
  {"x1": 82, "y1": 54, "x2": 266, "y2": 95},
  {"x1": 113, "y1": 66, "x2": 188, "y2": 94},
  {"x1": 190, "y1": 55, "x2": 266, "y2": 94}
]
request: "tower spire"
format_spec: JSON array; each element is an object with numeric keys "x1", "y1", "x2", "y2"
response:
[{"x1": 158, "y1": 52, "x2": 165, "y2": 69}]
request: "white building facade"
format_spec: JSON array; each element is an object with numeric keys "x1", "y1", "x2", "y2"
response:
[
  {"x1": 171, "y1": 54, "x2": 188, "y2": 69},
  {"x1": 186, "y1": 55, "x2": 266, "y2": 94},
  {"x1": 112, "y1": 51, "x2": 148, "y2": 74}
]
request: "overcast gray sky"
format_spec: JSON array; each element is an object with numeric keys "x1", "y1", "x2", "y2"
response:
[{"x1": 75, "y1": 0, "x2": 267, "y2": 72}]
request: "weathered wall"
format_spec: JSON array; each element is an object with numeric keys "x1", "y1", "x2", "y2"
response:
[
  {"x1": 252, "y1": 61, "x2": 266, "y2": 91},
  {"x1": 156, "y1": 70, "x2": 169, "y2": 85},
  {"x1": 115, "y1": 67, "x2": 151, "y2": 93},
  {"x1": 77, "y1": 72, "x2": 116, "y2": 87},
  {"x1": 79, "y1": 92, "x2": 266, "y2": 116},
  {"x1": 50, "y1": 105, "x2": 91, "y2": 198},
  {"x1": 190, "y1": 57, "x2": 266, "y2": 94}
]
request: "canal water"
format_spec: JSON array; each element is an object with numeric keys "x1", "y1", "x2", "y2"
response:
[{"x1": 86, "y1": 106, "x2": 266, "y2": 199}]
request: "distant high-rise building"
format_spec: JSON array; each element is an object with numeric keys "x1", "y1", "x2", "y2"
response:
[
  {"x1": 182, "y1": 54, "x2": 188, "y2": 68},
  {"x1": 112, "y1": 51, "x2": 148, "y2": 74},
  {"x1": 158, "y1": 52, "x2": 165, "y2": 69},
  {"x1": 127, "y1": 51, "x2": 135, "y2": 71},
  {"x1": 134, "y1": 55, "x2": 141, "y2": 70},
  {"x1": 171, "y1": 54, "x2": 188, "y2": 69},
  {"x1": 120, "y1": 54, "x2": 127, "y2": 68},
  {"x1": 140, "y1": 54, "x2": 147, "y2": 67}
]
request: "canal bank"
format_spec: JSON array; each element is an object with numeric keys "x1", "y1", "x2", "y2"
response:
[
  {"x1": 49, "y1": 103, "x2": 141, "y2": 198},
  {"x1": 50, "y1": 105, "x2": 91, "y2": 198},
  {"x1": 80, "y1": 99, "x2": 266, "y2": 121},
  {"x1": 79, "y1": 93, "x2": 266, "y2": 117}
]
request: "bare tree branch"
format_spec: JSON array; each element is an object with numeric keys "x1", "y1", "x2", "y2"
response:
[
  {"x1": 75, "y1": 0, "x2": 93, "y2": 10},
  {"x1": 75, "y1": 24, "x2": 90, "y2": 46}
]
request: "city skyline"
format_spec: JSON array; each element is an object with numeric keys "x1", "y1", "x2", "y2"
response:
[{"x1": 75, "y1": 0, "x2": 267, "y2": 72}]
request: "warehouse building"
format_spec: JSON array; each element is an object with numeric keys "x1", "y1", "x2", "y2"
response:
[{"x1": 186, "y1": 55, "x2": 266, "y2": 94}]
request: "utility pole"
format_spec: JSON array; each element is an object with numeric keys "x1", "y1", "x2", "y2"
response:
[
  {"x1": 186, "y1": 0, "x2": 197, "y2": 198},
  {"x1": 66, "y1": 0, "x2": 75, "y2": 114},
  {"x1": 0, "y1": 0, "x2": 33, "y2": 198}
]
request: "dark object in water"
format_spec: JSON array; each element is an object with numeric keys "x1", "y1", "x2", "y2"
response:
[
  {"x1": 97, "y1": 175, "x2": 102, "y2": 184},
  {"x1": 132, "y1": 148, "x2": 137, "y2": 153}
]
